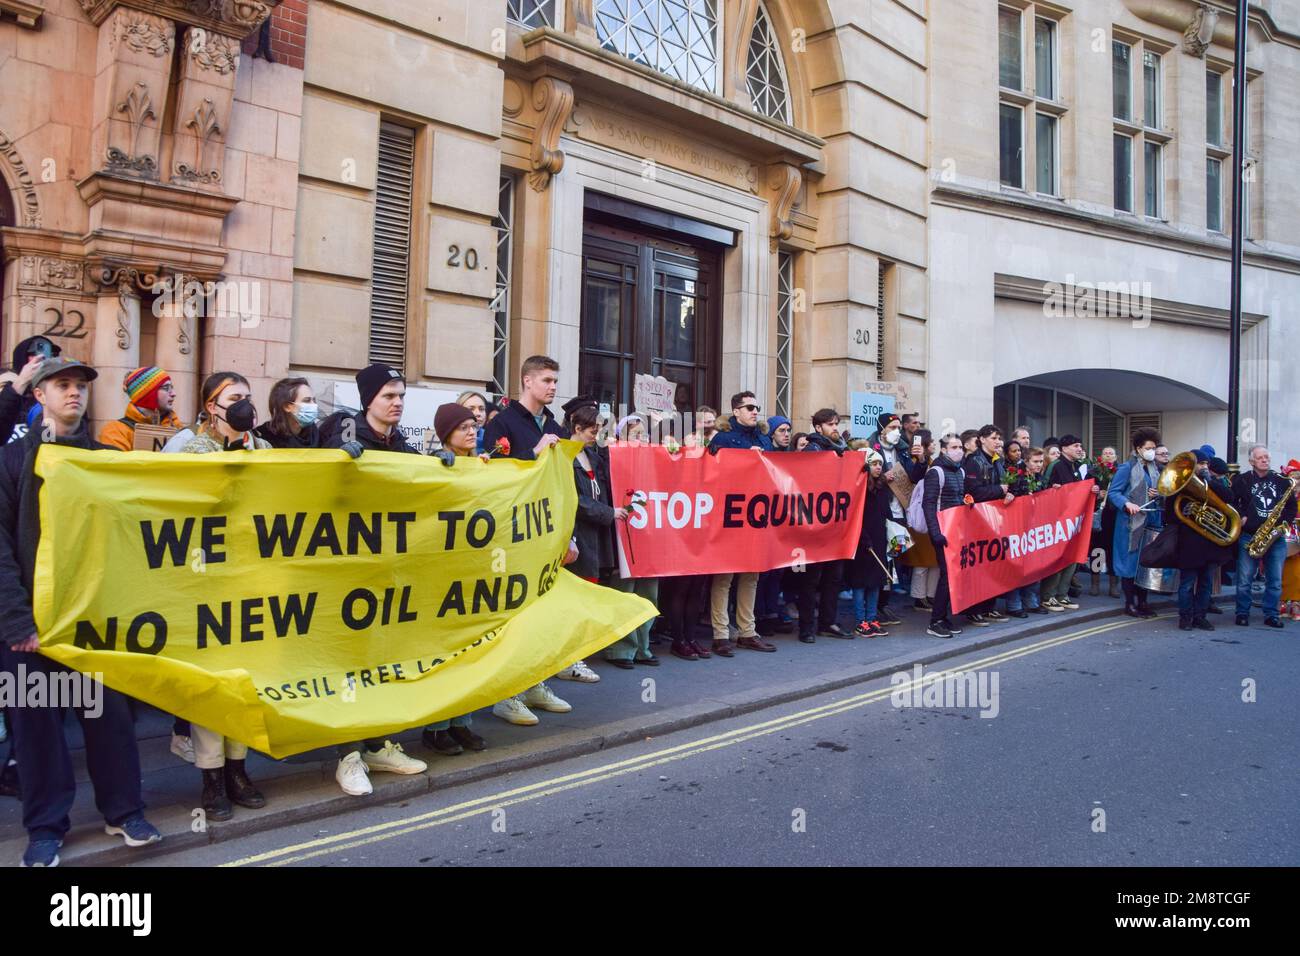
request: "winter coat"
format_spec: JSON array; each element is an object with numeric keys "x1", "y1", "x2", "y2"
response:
[
  {"x1": 323, "y1": 412, "x2": 420, "y2": 455},
  {"x1": 708, "y1": 415, "x2": 772, "y2": 451},
  {"x1": 961, "y1": 448, "x2": 1005, "y2": 502},
  {"x1": 98, "y1": 403, "x2": 184, "y2": 451},
  {"x1": 254, "y1": 420, "x2": 322, "y2": 449},
  {"x1": 922, "y1": 455, "x2": 967, "y2": 546},
  {"x1": 1156, "y1": 494, "x2": 1235, "y2": 570},
  {"x1": 180, "y1": 429, "x2": 273, "y2": 454},
  {"x1": 571, "y1": 446, "x2": 618, "y2": 579},
  {"x1": 844, "y1": 481, "x2": 892, "y2": 590},
  {"x1": 803, "y1": 432, "x2": 846, "y2": 454},
  {"x1": 0, "y1": 423, "x2": 105, "y2": 646},
  {"x1": 1048, "y1": 456, "x2": 1085, "y2": 486},
  {"x1": 481, "y1": 398, "x2": 567, "y2": 461}
]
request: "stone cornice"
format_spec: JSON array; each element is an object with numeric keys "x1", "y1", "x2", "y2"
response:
[
  {"x1": 931, "y1": 182, "x2": 1300, "y2": 276},
  {"x1": 515, "y1": 28, "x2": 823, "y2": 168},
  {"x1": 1121, "y1": 0, "x2": 1300, "y2": 52},
  {"x1": 993, "y1": 273, "x2": 1266, "y2": 331},
  {"x1": 76, "y1": 170, "x2": 240, "y2": 219},
  {"x1": 0, "y1": 1, "x2": 44, "y2": 27},
  {"x1": 76, "y1": 0, "x2": 276, "y2": 39}
]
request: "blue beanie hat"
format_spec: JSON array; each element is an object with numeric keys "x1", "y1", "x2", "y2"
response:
[
  {"x1": 767, "y1": 415, "x2": 791, "y2": 433},
  {"x1": 1198, "y1": 444, "x2": 1216, "y2": 461}
]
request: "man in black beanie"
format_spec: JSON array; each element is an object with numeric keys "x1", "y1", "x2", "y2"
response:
[
  {"x1": 325, "y1": 363, "x2": 428, "y2": 795},
  {"x1": 329, "y1": 363, "x2": 420, "y2": 455}
]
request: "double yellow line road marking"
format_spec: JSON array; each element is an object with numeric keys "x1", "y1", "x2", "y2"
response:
[{"x1": 224, "y1": 615, "x2": 1150, "y2": 867}]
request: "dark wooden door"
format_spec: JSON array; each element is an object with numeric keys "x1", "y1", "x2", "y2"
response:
[{"x1": 579, "y1": 220, "x2": 719, "y2": 414}]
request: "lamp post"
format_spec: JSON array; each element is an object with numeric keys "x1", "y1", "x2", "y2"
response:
[{"x1": 1225, "y1": 0, "x2": 1249, "y2": 469}]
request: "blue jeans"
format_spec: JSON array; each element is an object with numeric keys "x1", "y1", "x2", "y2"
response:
[
  {"x1": 852, "y1": 587, "x2": 880, "y2": 624},
  {"x1": 1005, "y1": 584, "x2": 1040, "y2": 612},
  {"x1": 1178, "y1": 566, "x2": 1215, "y2": 619},
  {"x1": 1235, "y1": 537, "x2": 1286, "y2": 617}
]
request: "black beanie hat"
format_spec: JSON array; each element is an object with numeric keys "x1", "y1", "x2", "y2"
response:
[
  {"x1": 356, "y1": 363, "x2": 403, "y2": 410},
  {"x1": 434, "y1": 403, "x2": 476, "y2": 445}
]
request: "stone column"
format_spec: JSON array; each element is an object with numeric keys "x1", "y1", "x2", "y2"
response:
[
  {"x1": 169, "y1": 26, "x2": 241, "y2": 190},
  {"x1": 90, "y1": 270, "x2": 143, "y2": 426},
  {"x1": 152, "y1": 276, "x2": 200, "y2": 424}
]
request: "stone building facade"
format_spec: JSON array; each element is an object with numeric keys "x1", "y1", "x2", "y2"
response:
[
  {"x1": 0, "y1": 0, "x2": 304, "y2": 427},
  {"x1": 4, "y1": 1, "x2": 1295, "y2": 457}
]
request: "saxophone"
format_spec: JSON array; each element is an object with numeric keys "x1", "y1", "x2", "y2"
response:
[{"x1": 1247, "y1": 473, "x2": 1300, "y2": 558}]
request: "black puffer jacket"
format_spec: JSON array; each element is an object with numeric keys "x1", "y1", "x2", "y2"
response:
[
  {"x1": 571, "y1": 445, "x2": 617, "y2": 579},
  {"x1": 324, "y1": 412, "x2": 420, "y2": 454},
  {"x1": 922, "y1": 454, "x2": 966, "y2": 544},
  {"x1": 0, "y1": 423, "x2": 105, "y2": 646},
  {"x1": 961, "y1": 448, "x2": 1004, "y2": 502}
]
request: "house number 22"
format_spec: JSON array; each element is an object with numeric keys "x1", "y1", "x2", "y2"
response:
[{"x1": 447, "y1": 245, "x2": 480, "y2": 270}]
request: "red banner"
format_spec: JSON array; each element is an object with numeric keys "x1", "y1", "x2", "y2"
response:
[
  {"x1": 608, "y1": 444, "x2": 868, "y2": 577},
  {"x1": 938, "y1": 481, "x2": 1096, "y2": 613}
]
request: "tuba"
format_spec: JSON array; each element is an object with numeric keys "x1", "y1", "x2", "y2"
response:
[{"x1": 1156, "y1": 451, "x2": 1242, "y2": 547}]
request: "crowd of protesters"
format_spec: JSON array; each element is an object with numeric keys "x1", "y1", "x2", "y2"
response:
[{"x1": 0, "y1": 336, "x2": 1294, "y2": 866}]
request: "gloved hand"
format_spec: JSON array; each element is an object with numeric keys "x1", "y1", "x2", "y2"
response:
[
  {"x1": 433, "y1": 449, "x2": 456, "y2": 468},
  {"x1": 340, "y1": 441, "x2": 364, "y2": 460},
  {"x1": 931, "y1": 533, "x2": 948, "y2": 549}
]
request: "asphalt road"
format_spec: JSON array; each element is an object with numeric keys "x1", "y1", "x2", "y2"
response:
[{"x1": 152, "y1": 613, "x2": 1298, "y2": 867}]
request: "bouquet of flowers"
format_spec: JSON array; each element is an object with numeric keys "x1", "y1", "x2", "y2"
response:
[{"x1": 1088, "y1": 456, "x2": 1118, "y2": 492}]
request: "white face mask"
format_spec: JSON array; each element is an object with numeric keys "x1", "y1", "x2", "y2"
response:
[
  {"x1": 884, "y1": 429, "x2": 901, "y2": 445},
  {"x1": 947, "y1": 447, "x2": 965, "y2": 463},
  {"x1": 1140, "y1": 448, "x2": 1156, "y2": 462}
]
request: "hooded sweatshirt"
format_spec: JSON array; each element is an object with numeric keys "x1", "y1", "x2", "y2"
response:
[{"x1": 0, "y1": 336, "x2": 62, "y2": 443}]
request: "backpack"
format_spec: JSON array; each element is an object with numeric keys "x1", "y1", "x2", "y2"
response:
[{"x1": 906, "y1": 465, "x2": 945, "y2": 534}]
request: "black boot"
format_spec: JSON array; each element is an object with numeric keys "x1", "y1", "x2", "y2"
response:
[
  {"x1": 0, "y1": 758, "x2": 19, "y2": 799},
  {"x1": 201, "y1": 768, "x2": 233, "y2": 821},
  {"x1": 224, "y1": 758, "x2": 266, "y2": 809},
  {"x1": 1135, "y1": 587, "x2": 1157, "y2": 619},
  {"x1": 1108, "y1": 576, "x2": 1120, "y2": 598},
  {"x1": 1122, "y1": 579, "x2": 1140, "y2": 617},
  {"x1": 1178, "y1": 614, "x2": 1193, "y2": 631},
  {"x1": 1192, "y1": 615, "x2": 1214, "y2": 631}
]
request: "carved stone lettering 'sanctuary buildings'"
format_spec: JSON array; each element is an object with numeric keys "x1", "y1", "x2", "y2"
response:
[{"x1": 2, "y1": 2, "x2": 1298, "y2": 454}]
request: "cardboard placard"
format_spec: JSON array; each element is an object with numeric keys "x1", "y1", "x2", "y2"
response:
[
  {"x1": 133, "y1": 423, "x2": 183, "y2": 452},
  {"x1": 633, "y1": 374, "x2": 676, "y2": 416}
]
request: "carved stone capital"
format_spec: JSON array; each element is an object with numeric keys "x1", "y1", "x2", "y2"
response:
[
  {"x1": 529, "y1": 76, "x2": 575, "y2": 192},
  {"x1": 111, "y1": 10, "x2": 172, "y2": 56},
  {"x1": 18, "y1": 256, "x2": 89, "y2": 293},
  {"x1": 769, "y1": 163, "x2": 802, "y2": 248},
  {"x1": 93, "y1": 262, "x2": 162, "y2": 295},
  {"x1": 77, "y1": 0, "x2": 274, "y2": 39}
]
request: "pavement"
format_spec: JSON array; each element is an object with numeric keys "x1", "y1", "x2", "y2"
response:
[
  {"x1": 0, "y1": 581, "x2": 1252, "y2": 866},
  {"x1": 163, "y1": 602, "x2": 1298, "y2": 867}
]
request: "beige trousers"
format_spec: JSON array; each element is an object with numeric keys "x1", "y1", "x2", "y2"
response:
[
  {"x1": 192, "y1": 724, "x2": 248, "y2": 770},
  {"x1": 710, "y1": 572, "x2": 758, "y2": 642}
]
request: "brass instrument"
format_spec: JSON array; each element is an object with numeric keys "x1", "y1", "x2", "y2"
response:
[
  {"x1": 1156, "y1": 451, "x2": 1242, "y2": 547},
  {"x1": 1246, "y1": 472, "x2": 1300, "y2": 558}
]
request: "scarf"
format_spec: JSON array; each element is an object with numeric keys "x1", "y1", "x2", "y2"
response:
[{"x1": 1125, "y1": 453, "x2": 1156, "y2": 552}]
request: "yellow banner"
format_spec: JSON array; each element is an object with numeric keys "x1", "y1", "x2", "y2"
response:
[{"x1": 32, "y1": 441, "x2": 654, "y2": 758}]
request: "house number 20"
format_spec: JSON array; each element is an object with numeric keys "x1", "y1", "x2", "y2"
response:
[{"x1": 447, "y1": 245, "x2": 480, "y2": 270}]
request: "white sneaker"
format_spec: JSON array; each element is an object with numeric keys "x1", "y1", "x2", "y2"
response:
[
  {"x1": 493, "y1": 697, "x2": 540, "y2": 725},
  {"x1": 554, "y1": 660, "x2": 600, "y2": 683},
  {"x1": 361, "y1": 740, "x2": 427, "y2": 775},
  {"x1": 522, "y1": 681, "x2": 571, "y2": 713},
  {"x1": 336, "y1": 751, "x2": 372, "y2": 796},
  {"x1": 170, "y1": 734, "x2": 196, "y2": 764}
]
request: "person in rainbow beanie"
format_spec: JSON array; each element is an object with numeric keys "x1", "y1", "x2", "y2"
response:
[{"x1": 97, "y1": 366, "x2": 182, "y2": 451}]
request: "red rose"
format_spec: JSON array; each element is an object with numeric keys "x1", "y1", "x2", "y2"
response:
[
  {"x1": 491, "y1": 437, "x2": 511, "y2": 457},
  {"x1": 963, "y1": 494, "x2": 974, "y2": 505}
]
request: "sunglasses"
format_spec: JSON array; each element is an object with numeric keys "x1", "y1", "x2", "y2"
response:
[{"x1": 738, "y1": 404, "x2": 760, "y2": 413}]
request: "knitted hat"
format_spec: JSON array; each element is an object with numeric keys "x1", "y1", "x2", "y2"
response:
[
  {"x1": 434, "y1": 402, "x2": 476, "y2": 445},
  {"x1": 767, "y1": 415, "x2": 791, "y2": 433},
  {"x1": 356, "y1": 363, "x2": 403, "y2": 410},
  {"x1": 123, "y1": 366, "x2": 170, "y2": 411},
  {"x1": 877, "y1": 412, "x2": 901, "y2": 431},
  {"x1": 1058, "y1": 434, "x2": 1083, "y2": 448}
]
